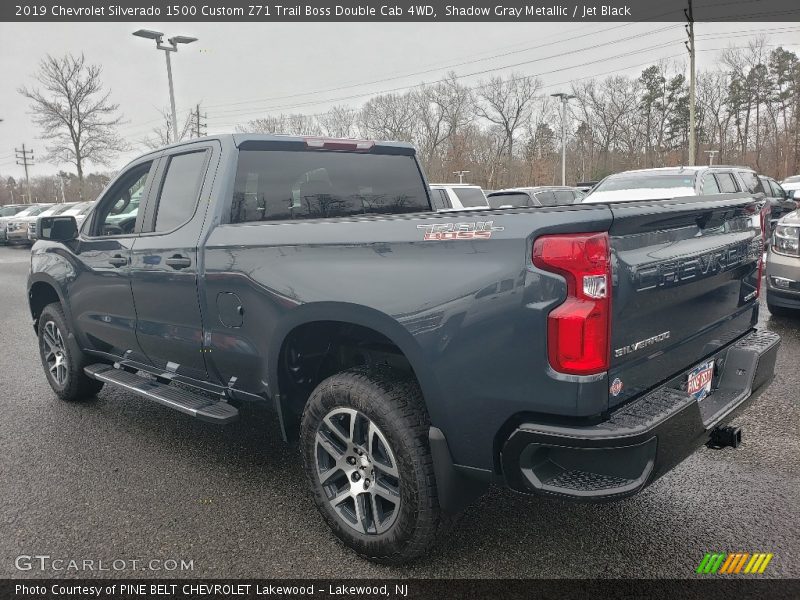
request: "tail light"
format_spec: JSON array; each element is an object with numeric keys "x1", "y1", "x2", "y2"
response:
[{"x1": 532, "y1": 232, "x2": 611, "y2": 375}]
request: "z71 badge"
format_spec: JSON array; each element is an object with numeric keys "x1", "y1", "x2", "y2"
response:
[{"x1": 417, "y1": 221, "x2": 504, "y2": 241}]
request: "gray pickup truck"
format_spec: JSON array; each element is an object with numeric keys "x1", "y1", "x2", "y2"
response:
[{"x1": 28, "y1": 135, "x2": 779, "y2": 563}]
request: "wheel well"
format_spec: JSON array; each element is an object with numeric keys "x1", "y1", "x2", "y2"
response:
[
  {"x1": 277, "y1": 321, "x2": 414, "y2": 439},
  {"x1": 29, "y1": 281, "x2": 61, "y2": 330}
]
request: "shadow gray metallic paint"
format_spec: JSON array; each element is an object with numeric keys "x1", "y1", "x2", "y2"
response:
[{"x1": 28, "y1": 134, "x2": 764, "y2": 475}]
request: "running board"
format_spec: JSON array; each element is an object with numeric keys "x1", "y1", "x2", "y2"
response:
[{"x1": 84, "y1": 364, "x2": 238, "y2": 424}]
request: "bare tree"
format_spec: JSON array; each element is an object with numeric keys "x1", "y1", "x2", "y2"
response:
[
  {"x1": 476, "y1": 73, "x2": 540, "y2": 185},
  {"x1": 317, "y1": 105, "x2": 358, "y2": 138},
  {"x1": 19, "y1": 53, "x2": 126, "y2": 196}
]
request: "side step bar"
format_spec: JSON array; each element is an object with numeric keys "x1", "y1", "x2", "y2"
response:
[{"x1": 84, "y1": 364, "x2": 239, "y2": 424}]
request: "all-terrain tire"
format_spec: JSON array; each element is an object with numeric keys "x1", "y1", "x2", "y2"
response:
[
  {"x1": 300, "y1": 366, "x2": 441, "y2": 564},
  {"x1": 38, "y1": 302, "x2": 104, "y2": 402}
]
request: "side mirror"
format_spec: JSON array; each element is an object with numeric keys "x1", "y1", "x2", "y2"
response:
[{"x1": 38, "y1": 216, "x2": 78, "y2": 242}]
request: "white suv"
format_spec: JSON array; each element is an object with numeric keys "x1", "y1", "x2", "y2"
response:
[{"x1": 429, "y1": 184, "x2": 489, "y2": 211}]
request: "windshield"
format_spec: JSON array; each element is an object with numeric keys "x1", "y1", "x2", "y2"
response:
[
  {"x1": 39, "y1": 204, "x2": 73, "y2": 217},
  {"x1": 62, "y1": 202, "x2": 92, "y2": 216},
  {"x1": 13, "y1": 205, "x2": 49, "y2": 218},
  {"x1": 594, "y1": 173, "x2": 696, "y2": 192},
  {"x1": 453, "y1": 187, "x2": 488, "y2": 207}
]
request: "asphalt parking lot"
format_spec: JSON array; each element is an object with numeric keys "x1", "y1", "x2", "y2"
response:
[{"x1": 1, "y1": 243, "x2": 798, "y2": 579}]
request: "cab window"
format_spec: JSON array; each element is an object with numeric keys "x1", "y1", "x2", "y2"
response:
[{"x1": 91, "y1": 162, "x2": 153, "y2": 236}]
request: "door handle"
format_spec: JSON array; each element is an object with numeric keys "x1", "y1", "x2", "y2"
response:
[
  {"x1": 165, "y1": 255, "x2": 191, "y2": 270},
  {"x1": 108, "y1": 255, "x2": 127, "y2": 267}
]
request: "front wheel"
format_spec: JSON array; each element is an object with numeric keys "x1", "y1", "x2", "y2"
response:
[
  {"x1": 38, "y1": 303, "x2": 104, "y2": 402},
  {"x1": 300, "y1": 366, "x2": 441, "y2": 564}
]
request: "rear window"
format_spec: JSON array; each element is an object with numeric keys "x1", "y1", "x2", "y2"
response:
[
  {"x1": 452, "y1": 187, "x2": 488, "y2": 208},
  {"x1": 553, "y1": 190, "x2": 577, "y2": 205},
  {"x1": 231, "y1": 150, "x2": 430, "y2": 223},
  {"x1": 534, "y1": 191, "x2": 557, "y2": 206},
  {"x1": 594, "y1": 173, "x2": 696, "y2": 192},
  {"x1": 488, "y1": 192, "x2": 530, "y2": 209}
]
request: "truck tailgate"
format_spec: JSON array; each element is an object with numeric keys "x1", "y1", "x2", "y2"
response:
[{"x1": 607, "y1": 194, "x2": 764, "y2": 407}]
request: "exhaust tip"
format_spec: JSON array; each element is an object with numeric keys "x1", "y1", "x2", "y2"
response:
[{"x1": 707, "y1": 426, "x2": 742, "y2": 449}]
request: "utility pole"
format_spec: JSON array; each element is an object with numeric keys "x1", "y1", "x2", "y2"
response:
[
  {"x1": 705, "y1": 150, "x2": 719, "y2": 166},
  {"x1": 551, "y1": 92, "x2": 575, "y2": 186},
  {"x1": 192, "y1": 103, "x2": 207, "y2": 138},
  {"x1": 15, "y1": 144, "x2": 34, "y2": 204},
  {"x1": 685, "y1": 0, "x2": 696, "y2": 165},
  {"x1": 453, "y1": 170, "x2": 470, "y2": 184}
]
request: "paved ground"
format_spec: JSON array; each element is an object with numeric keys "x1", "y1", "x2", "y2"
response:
[{"x1": 1, "y1": 244, "x2": 798, "y2": 579}]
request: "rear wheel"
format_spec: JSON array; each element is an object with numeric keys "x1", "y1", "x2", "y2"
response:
[
  {"x1": 38, "y1": 303, "x2": 104, "y2": 402},
  {"x1": 300, "y1": 366, "x2": 441, "y2": 564}
]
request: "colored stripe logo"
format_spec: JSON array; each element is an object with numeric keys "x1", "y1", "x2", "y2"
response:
[{"x1": 696, "y1": 552, "x2": 773, "y2": 574}]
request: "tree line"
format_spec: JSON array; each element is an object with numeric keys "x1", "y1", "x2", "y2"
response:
[
  {"x1": 238, "y1": 37, "x2": 800, "y2": 188},
  {"x1": 2, "y1": 36, "x2": 798, "y2": 206}
]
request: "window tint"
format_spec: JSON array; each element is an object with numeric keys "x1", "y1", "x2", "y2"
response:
[
  {"x1": 429, "y1": 189, "x2": 451, "y2": 210},
  {"x1": 452, "y1": 187, "x2": 488, "y2": 207},
  {"x1": 716, "y1": 173, "x2": 738, "y2": 193},
  {"x1": 553, "y1": 190, "x2": 576, "y2": 205},
  {"x1": 534, "y1": 191, "x2": 557, "y2": 206},
  {"x1": 702, "y1": 173, "x2": 720, "y2": 194},
  {"x1": 154, "y1": 151, "x2": 207, "y2": 232},
  {"x1": 231, "y1": 150, "x2": 430, "y2": 223},
  {"x1": 93, "y1": 162, "x2": 152, "y2": 236}
]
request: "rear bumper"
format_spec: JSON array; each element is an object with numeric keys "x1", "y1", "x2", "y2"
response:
[{"x1": 501, "y1": 330, "x2": 780, "y2": 501}]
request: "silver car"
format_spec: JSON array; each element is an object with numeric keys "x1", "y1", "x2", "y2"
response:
[{"x1": 766, "y1": 210, "x2": 800, "y2": 316}]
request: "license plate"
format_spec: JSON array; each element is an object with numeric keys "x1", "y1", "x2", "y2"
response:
[{"x1": 686, "y1": 359, "x2": 715, "y2": 401}]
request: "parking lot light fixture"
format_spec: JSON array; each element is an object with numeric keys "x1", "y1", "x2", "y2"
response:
[{"x1": 132, "y1": 29, "x2": 197, "y2": 142}]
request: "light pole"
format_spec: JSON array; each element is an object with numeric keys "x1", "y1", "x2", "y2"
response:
[
  {"x1": 551, "y1": 93, "x2": 575, "y2": 186},
  {"x1": 133, "y1": 29, "x2": 197, "y2": 142},
  {"x1": 453, "y1": 170, "x2": 470, "y2": 184},
  {"x1": 705, "y1": 150, "x2": 719, "y2": 166}
]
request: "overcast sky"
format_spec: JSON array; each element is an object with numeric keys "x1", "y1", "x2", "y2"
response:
[{"x1": 1, "y1": 20, "x2": 798, "y2": 178}]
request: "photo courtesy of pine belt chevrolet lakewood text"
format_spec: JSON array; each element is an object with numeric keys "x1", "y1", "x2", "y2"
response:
[{"x1": 27, "y1": 134, "x2": 779, "y2": 564}]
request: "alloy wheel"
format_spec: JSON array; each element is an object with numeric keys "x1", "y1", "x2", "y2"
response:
[
  {"x1": 42, "y1": 321, "x2": 68, "y2": 386},
  {"x1": 315, "y1": 407, "x2": 401, "y2": 535}
]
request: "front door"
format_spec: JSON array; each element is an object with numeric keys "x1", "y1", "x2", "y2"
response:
[
  {"x1": 67, "y1": 158, "x2": 157, "y2": 363},
  {"x1": 130, "y1": 144, "x2": 217, "y2": 381}
]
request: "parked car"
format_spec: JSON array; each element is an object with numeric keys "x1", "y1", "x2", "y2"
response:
[
  {"x1": 487, "y1": 186, "x2": 584, "y2": 208},
  {"x1": 766, "y1": 210, "x2": 800, "y2": 316},
  {"x1": 5, "y1": 204, "x2": 53, "y2": 245},
  {"x1": 759, "y1": 175, "x2": 797, "y2": 239},
  {"x1": 583, "y1": 166, "x2": 759, "y2": 203},
  {"x1": 29, "y1": 202, "x2": 95, "y2": 243},
  {"x1": 0, "y1": 205, "x2": 30, "y2": 244},
  {"x1": 428, "y1": 183, "x2": 489, "y2": 210},
  {"x1": 29, "y1": 134, "x2": 778, "y2": 564},
  {"x1": 781, "y1": 175, "x2": 800, "y2": 199}
]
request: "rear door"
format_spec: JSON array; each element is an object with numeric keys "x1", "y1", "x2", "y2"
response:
[
  {"x1": 606, "y1": 195, "x2": 763, "y2": 407},
  {"x1": 129, "y1": 143, "x2": 219, "y2": 380}
]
